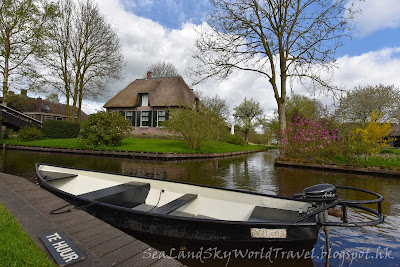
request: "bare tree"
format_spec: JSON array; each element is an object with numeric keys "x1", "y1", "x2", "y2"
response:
[
  {"x1": 335, "y1": 84, "x2": 400, "y2": 123},
  {"x1": 191, "y1": 0, "x2": 354, "y2": 133},
  {"x1": 45, "y1": 0, "x2": 123, "y2": 121},
  {"x1": 200, "y1": 94, "x2": 230, "y2": 121},
  {"x1": 0, "y1": 0, "x2": 53, "y2": 104},
  {"x1": 146, "y1": 60, "x2": 180, "y2": 78}
]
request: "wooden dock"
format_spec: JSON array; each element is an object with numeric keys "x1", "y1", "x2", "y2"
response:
[{"x1": 0, "y1": 172, "x2": 184, "y2": 267}]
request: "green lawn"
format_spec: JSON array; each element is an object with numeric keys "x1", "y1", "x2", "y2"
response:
[
  {"x1": 1, "y1": 138, "x2": 269, "y2": 154},
  {"x1": 0, "y1": 204, "x2": 56, "y2": 266}
]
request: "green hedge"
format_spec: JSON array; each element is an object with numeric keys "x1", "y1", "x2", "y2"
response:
[{"x1": 42, "y1": 120, "x2": 81, "y2": 138}]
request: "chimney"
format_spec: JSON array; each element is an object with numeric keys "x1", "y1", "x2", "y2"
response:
[
  {"x1": 21, "y1": 89, "x2": 27, "y2": 96},
  {"x1": 36, "y1": 97, "x2": 42, "y2": 112},
  {"x1": 146, "y1": 71, "x2": 152, "y2": 80}
]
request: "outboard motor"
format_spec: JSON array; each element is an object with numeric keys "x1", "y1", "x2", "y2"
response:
[{"x1": 303, "y1": 184, "x2": 337, "y2": 203}]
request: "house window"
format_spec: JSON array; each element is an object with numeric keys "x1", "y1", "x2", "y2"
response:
[
  {"x1": 141, "y1": 94, "x2": 149, "y2": 107},
  {"x1": 44, "y1": 116, "x2": 52, "y2": 121},
  {"x1": 56, "y1": 117, "x2": 63, "y2": 121},
  {"x1": 157, "y1": 110, "x2": 166, "y2": 127},
  {"x1": 126, "y1": 111, "x2": 133, "y2": 120},
  {"x1": 141, "y1": 111, "x2": 150, "y2": 126},
  {"x1": 44, "y1": 104, "x2": 51, "y2": 112}
]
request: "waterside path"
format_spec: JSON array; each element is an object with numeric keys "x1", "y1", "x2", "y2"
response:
[{"x1": 0, "y1": 172, "x2": 184, "y2": 267}]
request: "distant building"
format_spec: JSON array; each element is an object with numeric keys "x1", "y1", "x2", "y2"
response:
[
  {"x1": 0, "y1": 90, "x2": 87, "y2": 122},
  {"x1": 388, "y1": 123, "x2": 400, "y2": 147},
  {"x1": 103, "y1": 72, "x2": 199, "y2": 134}
]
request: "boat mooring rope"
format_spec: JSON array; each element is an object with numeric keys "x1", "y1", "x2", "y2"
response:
[
  {"x1": 147, "y1": 189, "x2": 165, "y2": 212},
  {"x1": 50, "y1": 203, "x2": 76, "y2": 214}
]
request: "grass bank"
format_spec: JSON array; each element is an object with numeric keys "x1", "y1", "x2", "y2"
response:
[
  {"x1": 0, "y1": 203, "x2": 55, "y2": 266},
  {"x1": 1, "y1": 138, "x2": 271, "y2": 154},
  {"x1": 280, "y1": 152, "x2": 400, "y2": 171}
]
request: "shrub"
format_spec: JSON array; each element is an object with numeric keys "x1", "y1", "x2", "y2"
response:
[
  {"x1": 18, "y1": 126, "x2": 44, "y2": 141},
  {"x1": 78, "y1": 111, "x2": 132, "y2": 147},
  {"x1": 226, "y1": 134, "x2": 245, "y2": 146},
  {"x1": 42, "y1": 120, "x2": 81, "y2": 138},
  {"x1": 343, "y1": 111, "x2": 394, "y2": 161},
  {"x1": 162, "y1": 106, "x2": 229, "y2": 150},
  {"x1": 279, "y1": 117, "x2": 343, "y2": 160}
]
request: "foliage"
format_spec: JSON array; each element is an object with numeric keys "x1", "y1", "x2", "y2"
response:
[
  {"x1": 45, "y1": 93, "x2": 60, "y2": 103},
  {"x1": 78, "y1": 111, "x2": 132, "y2": 147},
  {"x1": 233, "y1": 98, "x2": 264, "y2": 143},
  {"x1": 286, "y1": 94, "x2": 324, "y2": 122},
  {"x1": 0, "y1": 204, "x2": 56, "y2": 267},
  {"x1": 162, "y1": 106, "x2": 229, "y2": 150},
  {"x1": 336, "y1": 84, "x2": 400, "y2": 123},
  {"x1": 2, "y1": 128, "x2": 17, "y2": 139},
  {"x1": 343, "y1": 111, "x2": 394, "y2": 160},
  {"x1": 146, "y1": 60, "x2": 180, "y2": 78},
  {"x1": 225, "y1": 134, "x2": 245, "y2": 146},
  {"x1": 0, "y1": 0, "x2": 55, "y2": 102},
  {"x1": 6, "y1": 93, "x2": 36, "y2": 112},
  {"x1": 191, "y1": 0, "x2": 354, "y2": 133},
  {"x1": 42, "y1": 119, "x2": 80, "y2": 138},
  {"x1": 18, "y1": 126, "x2": 44, "y2": 141},
  {"x1": 280, "y1": 117, "x2": 343, "y2": 160},
  {"x1": 199, "y1": 94, "x2": 230, "y2": 121},
  {"x1": 45, "y1": 0, "x2": 123, "y2": 121},
  {"x1": 248, "y1": 129, "x2": 273, "y2": 145}
]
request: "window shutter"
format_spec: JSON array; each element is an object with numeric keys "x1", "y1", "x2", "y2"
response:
[
  {"x1": 153, "y1": 111, "x2": 157, "y2": 127},
  {"x1": 165, "y1": 110, "x2": 169, "y2": 120},
  {"x1": 120, "y1": 111, "x2": 125, "y2": 117},
  {"x1": 132, "y1": 111, "x2": 136, "y2": 126},
  {"x1": 137, "y1": 111, "x2": 141, "y2": 126},
  {"x1": 148, "y1": 111, "x2": 152, "y2": 127}
]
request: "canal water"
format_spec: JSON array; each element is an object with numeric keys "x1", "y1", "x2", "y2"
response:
[{"x1": 1, "y1": 149, "x2": 399, "y2": 266}]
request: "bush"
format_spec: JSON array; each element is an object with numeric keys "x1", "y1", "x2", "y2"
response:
[
  {"x1": 279, "y1": 117, "x2": 343, "y2": 160},
  {"x1": 42, "y1": 120, "x2": 81, "y2": 138},
  {"x1": 18, "y1": 126, "x2": 44, "y2": 141},
  {"x1": 226, "y1": 134, "x2": 245, "y2": 146},
  {"x1": 78, "y1": 111, "x2": 132, "y2": 147},
  {"x1": 162, "y1": 106, "x2": 229, "y2": 150}
]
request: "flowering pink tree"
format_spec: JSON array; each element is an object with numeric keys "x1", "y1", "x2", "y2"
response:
[{"x1": 280, "y1": 117, "x2": 343, "y2": 160}]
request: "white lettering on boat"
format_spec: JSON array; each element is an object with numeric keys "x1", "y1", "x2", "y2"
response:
[{"x1": 250, "y1": 228, "x2": 287, "y2": 238}]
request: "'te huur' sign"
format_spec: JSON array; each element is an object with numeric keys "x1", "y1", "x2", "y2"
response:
[{"x1": 40, "y1": 230, "x2": 85, "y2": 266}]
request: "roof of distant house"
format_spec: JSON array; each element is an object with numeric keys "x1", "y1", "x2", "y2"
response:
[
  {"x1": 389, "y1": 123, "x2": 400, "y2": 137},
  {"x1": 103, "y1": 76, "x2": 198, "y2": 108}
]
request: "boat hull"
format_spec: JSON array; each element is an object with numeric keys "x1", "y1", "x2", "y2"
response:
[{"x1": 36, "y1": 164, "x2": 321, "y2": 248}]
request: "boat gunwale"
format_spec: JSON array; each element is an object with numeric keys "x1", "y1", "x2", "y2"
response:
[{"x1": 35, "y1": 162, "x2": 319, "y2": 227}]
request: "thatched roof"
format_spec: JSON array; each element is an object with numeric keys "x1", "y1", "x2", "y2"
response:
[
  {"x1": 389, "y1": 123, "x2": 400, "y2": 137},
  {"x1": 103, "y1": 76, "x2": 198, "y2": 108}
]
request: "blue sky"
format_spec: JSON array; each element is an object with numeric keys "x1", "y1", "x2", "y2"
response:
[{"x1": 81, "y1": 0, "x2": 400, "y2": 116}]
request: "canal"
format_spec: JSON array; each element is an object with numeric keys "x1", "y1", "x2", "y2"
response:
[{"x1": 1, "y1": 149, "x2": 399, "y2": 266}]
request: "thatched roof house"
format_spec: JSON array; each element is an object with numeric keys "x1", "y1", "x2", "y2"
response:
[
  {"x1": 388, "y1": 123, "x2": 400, "y2": 147},
  {"x1": 103, "y1": 73, "x2": 199, "y2": 130}
]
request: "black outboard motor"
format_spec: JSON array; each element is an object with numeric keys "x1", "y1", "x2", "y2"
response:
[
  {"x1": 303, "y1": 184, "x2": 337, "y2": 203},
  {"x1": 293, "y1": 183, "x2": 337, "y2": 203}
]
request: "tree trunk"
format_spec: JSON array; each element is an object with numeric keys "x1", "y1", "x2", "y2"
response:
[{"x1": 2, "y1": 46, "x2": 10, "y2": 106}]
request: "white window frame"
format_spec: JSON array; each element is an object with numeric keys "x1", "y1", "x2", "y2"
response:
[
  {"x1": 141, "y1": 94, "x2": 149, "y2": 107},
  {"x1": 157, "y1": 110, "x2": 166, "y2": 127},
  {"x1": 141, "y1": 111, "x2": 150, "y2": 127}
]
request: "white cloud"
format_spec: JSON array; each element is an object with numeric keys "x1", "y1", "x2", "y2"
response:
[
  {"x1": 84, "y1": 0, "x2": 400, "y2": 118},
  {"x1": 348, "y1": 0, "x2": 400, "y2": 36}
]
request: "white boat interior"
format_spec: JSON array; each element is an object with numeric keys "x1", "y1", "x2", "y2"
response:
[{"x1": 38, "y1": 165, "x2": 313, "y2": 222}]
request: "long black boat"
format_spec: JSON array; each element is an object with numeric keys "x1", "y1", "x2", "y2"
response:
[{"x1": 36, "y1": 163, "x2": 384, "y2": 248}]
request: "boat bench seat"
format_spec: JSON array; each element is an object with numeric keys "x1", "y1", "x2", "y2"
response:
[
  {"x1": 40, "y1": 171, "x2": 78, "y2": 181},
  {"x1": 150, "y1": 194, "x2": 198, "y2": 215},
  {"x1": 78, "y1": 182, "x2": 150, "y2": 208},
  {"x1": 247, "y1": 206, "x2": 302, "y2": 223}
]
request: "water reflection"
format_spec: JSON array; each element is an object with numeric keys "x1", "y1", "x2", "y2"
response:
[{"x1": 1, "y1": 149, "x2": 399, "y2": 266}]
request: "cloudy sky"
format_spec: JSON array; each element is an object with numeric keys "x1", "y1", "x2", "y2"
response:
[{"x1": 80, "y1": 0, "x2": 400, "y2": 116}]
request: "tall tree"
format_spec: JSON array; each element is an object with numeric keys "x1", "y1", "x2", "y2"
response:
[
  {"x1": 191, "y1": 0, "x2": 354, "y2": 133},
  {"x1": 233, "y1": 97, "x2": 264, "y2": 143},
  {"x1": 0, "y1": 0, "x2": 53, "y2": 104},
  {"x1": 46, "y1": 0, "x2": 123, "y2": 121},
  {"x1": 336, "y1": 84, "x2": 400, "y2": 123},
  {"x1": 146, "y1": 60, "x2": 180, "y2": 78}
]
